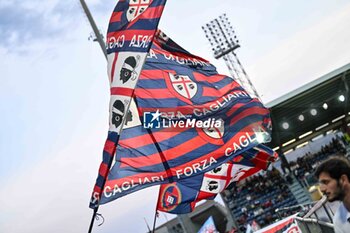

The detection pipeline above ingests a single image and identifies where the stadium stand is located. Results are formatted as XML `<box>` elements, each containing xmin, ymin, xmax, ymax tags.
<box><xmin>287</xmin><ymin>136</ymin><xmax>348</xmax><ymax>188</ymax></box>
<box><xmin>222</xmin><ymin>167</ymin><xmax>299</xmax><ymax>231</ymax></box>
<box><xmin>153</xmin><ymin>64</ymin><xmax>350</xmax><ymax>233</ymax></box>
<box><xmin>222</xmin><ymin>136</ymin><xmax>349</xmax><ymax>232</ymax></box>
<box><xmin>221</xmin><ymin>64</ymin><xmax>350</xmax><ymax>232</ymax></box>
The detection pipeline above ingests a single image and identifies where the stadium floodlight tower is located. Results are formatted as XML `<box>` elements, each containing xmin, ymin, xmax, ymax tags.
<box><xmin>202</xmin><ymin>14</ymin><xmax>261</xmax><ymax>100</ymax></box>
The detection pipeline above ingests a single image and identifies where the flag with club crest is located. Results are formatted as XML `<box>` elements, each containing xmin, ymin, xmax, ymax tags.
<box><xmin>90</xmin><ymin>1</ymin><xmax>273</xmax><ymax>208</ymax></box>
<box><xmin>89</xmin><ymin>0</ymin><xmax>167</xmax><ymax>209</ymax></box>
<box><xmin>157</xmin><ymin>144</ymin><xmax>277</xmax><ymax>214</ymax></box>
<box><xmin>93</xmin><ymin>29</ymin><xmax>273</xmax><ymax>207</ymax></box>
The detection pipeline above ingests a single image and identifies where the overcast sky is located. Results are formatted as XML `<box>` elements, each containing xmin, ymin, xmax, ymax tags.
<box><xmin>1</xmin><ymin>0</ymin><xmax>350</xmax><ymax>232</ymax></box>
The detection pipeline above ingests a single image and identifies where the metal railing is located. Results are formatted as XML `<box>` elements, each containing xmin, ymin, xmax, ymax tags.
<box><xmin>275</xmin><ymin>196</ymin><xmax>336</xmax><ymax>233</ymax></box>
<box><xmin>295</xmin><ymin>216</ymin><xmax>334</xmax><ymax>233</ymax></box>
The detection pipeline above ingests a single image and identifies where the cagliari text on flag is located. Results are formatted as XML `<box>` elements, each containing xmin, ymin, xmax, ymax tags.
<box><xmin>157</xmin><ymin>144</ymin><xmax>277</xmax><ymax>214</ymax></box>
<box><xmin>95</xmin><ymin>30</ymin><xmax>273</xmax><ymax>206</ymax></box>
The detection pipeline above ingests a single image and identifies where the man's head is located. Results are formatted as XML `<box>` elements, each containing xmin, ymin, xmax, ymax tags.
<box><xmin>315</xmin><ymin>157</ymin><xmax>350</xmax><ymax>202</ymax></box>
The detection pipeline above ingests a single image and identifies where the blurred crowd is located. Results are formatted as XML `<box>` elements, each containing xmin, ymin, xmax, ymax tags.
<box><xmin>222</xmin><ymin>167</ymin><xmax>298</xmax><ymax>231</ymax></box>
<box><xmin>222</xmin><ymin>134</ymin><xmax>349</xmax><ymax>232</ymax></box>
<box><xmin>283</xmin><ymin>136</ymin><xmax>348</xmax><ymax>187</ymax></box>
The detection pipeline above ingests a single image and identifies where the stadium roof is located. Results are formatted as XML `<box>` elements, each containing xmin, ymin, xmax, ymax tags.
<box><xmin>265</xmin><ymin>63</ymin><xmax>350</xmax><ymax>153</ymax></box>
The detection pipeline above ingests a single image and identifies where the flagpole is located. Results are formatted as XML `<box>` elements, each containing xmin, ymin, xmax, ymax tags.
<box><xmin>88</xmin><ymin>208</ymin><xmax>98</xmax><ymax>233</ymax></box>
<box><xmin>81</xmin><ymin>1</ymin><xmax>106</xmax><ymax>231</ymax></box>
<box><xmin>79</xmin><ymin>0</ymin><xmax>107</xmax><ymax>59</ymax></box>
<box><xmin>85</xmin><ymin>1</ymin><xmax>167</xmax><ymax>232</ymax></box>
<box><xmin>152</xmin><ymin>210</ymin><xmax>158</xmax><ymax>233</ymax></box>
<box><xmin>152</xmin><ymin>185</ymin><xmax>162</xmax><ymax>233</ymax></box>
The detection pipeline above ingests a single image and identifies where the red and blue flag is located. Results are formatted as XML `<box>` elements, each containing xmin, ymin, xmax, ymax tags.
<box><xmin>95</xmin><ymin>30</ymin><xmax>273</xmax><ymax>206</ymax></box>
<box><xmin>89</xmin><ymin>0</ymin><xmax>274</xmax><ymax>211</ymax></box>
<box><xmin>157</xmin><ymin>144</ymin><xmax>277</xmax><ymax>214</ymax></box>
<box><xmin>89</xmin><ymin>0</ymin><xmax>167</xmax><ymax>209</ymax></box>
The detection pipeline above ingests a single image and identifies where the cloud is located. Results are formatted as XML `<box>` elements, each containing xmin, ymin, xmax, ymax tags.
<box><xmin>0</xmin><ymin>0</ymin><xmax>79</xmax><ymax>53</ymax></box>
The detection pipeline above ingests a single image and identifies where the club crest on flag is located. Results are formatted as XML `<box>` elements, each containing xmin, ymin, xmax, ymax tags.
<box><xmin>168</xmin><ymin>73</ymin><xmax>198</xmax><ymax>100</ymax></box>
<box><xmin>159</xmin><ymin>184</ymin><xmax>182</xmax><ymax>211</ymax></box>
<box><xmin>126</xmin><ymin>0</ymin><xmax>151</xmax><ymax>22</ymax></box>
<box><xmin>202</xmin><ymin>118</ymin><xmax>225</xmax><ymax>139</ymax></box>
<box><xmin>197</xmin><ymin>118</ymin><xmax>225</xmax><ymax>145</ymax></box>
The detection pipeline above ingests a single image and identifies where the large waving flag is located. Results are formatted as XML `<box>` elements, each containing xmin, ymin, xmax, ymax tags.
<box><xmin>157</xmin><ymin>145</ymin><xmax>277</xmax><ymax>214</ymax></box>
<box><xmin>95</xmin><ymin>33</ymin><xmax>272</xmax><ymax>206</ymax></box>
<box><xmin>89</xmin><ymin>0</ymin><xmax>167</xmax><ymax>209</ymax></box>
<box><xmin>95</xmin><ymin>30</ymin><xmax>273</xmax><ymax>206</ymax></box>
<box><xmin>90</xmin><ymin>1</ymin><xmax>273</xmax><ymax>209</ymax></box>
